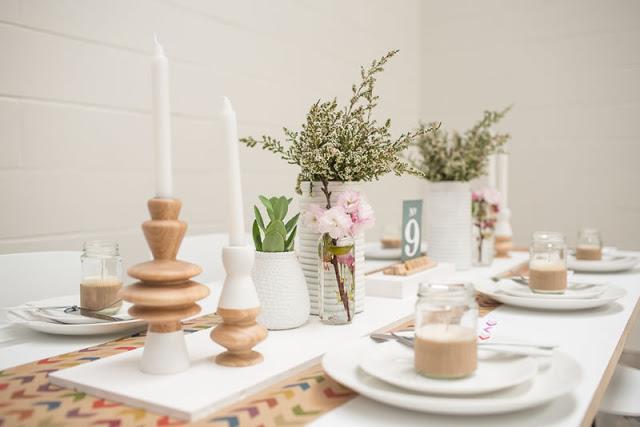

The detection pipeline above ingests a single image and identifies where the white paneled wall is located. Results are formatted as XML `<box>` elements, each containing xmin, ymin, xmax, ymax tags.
<box><xmin>420</xmin><ymin>0</ymin><xmax>640</xmax><ymax>249</ymax></box>
<box><xmin>2</xmin><ymin>0</ymin><xmax>638</xmax><ymax>268</ymax></box>
<box><xmin>0</xmin><ymin>0</ymin><xmax>423</xmax><ymax>268</ymax></box>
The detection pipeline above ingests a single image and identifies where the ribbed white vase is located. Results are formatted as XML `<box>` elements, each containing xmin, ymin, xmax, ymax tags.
<box><xmin>425</xmin><ymin>181</ymin><xmax>472</xmax><ymax>270</ymax></box>
<box><xmin>298</xmin><ymin>181</ymin><xmax>365</xmax><ymax>315</ymax></box>
<box><xmin>252</xmin><ymin>251</ymin><xmax>310</xmax><ymax>330</ymax></box>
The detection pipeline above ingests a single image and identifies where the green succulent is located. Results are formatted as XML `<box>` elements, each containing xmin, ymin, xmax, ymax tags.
<box><xmin>252</xmin><ymin>195</ymin><xmax>299</xmax><ymax>252</ymax></box>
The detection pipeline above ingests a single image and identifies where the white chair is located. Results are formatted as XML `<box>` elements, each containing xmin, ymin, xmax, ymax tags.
<box><xmin>0</xmin><ymin>251</ymin><xmax>82</xmax><ymax>308</ymax></box>
<box><xmin>178</xmin><ymin>232</ymin><xmax>251</xmax><ymax>285</ymax></box>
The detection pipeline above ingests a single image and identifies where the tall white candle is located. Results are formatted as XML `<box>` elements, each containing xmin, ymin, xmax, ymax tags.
<box><xmin>487</xmin><ymin>154</ymin><xmax>497</xmax><ymax>189</ymax></box>
<box><xmin>498</xmin><ymin>153</ymin><xmax>508</xmax><ymax>207</ymax></box>
<box><xmin>221</xmin><ymin>97</ymin><xmax>245</xmax><ymax>246</ymax></box>
<box><xmin>152</xmin><ymin>36</ymin><xmax>173</xmax><ymax>198</ymax></box>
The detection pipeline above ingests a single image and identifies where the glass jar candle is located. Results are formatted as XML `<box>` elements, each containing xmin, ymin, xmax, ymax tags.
<box><xmin>529</xmin><ymin>231</ymin><xmax>567</xmax><ymax>294</ymax></box>
<box><xmin>414</xmin><ymin>282</ymin><xmax>478</xmax><ymax>378</ymax></box>
<box><xmin>80</xmin><ymin>240</ymin><xmax>123</xmax><ymax>314</ymax></box>
<box><xmin>576</xmin><ymin>228</ymin><xmax>602</xmax><ymax>261</ymax></box>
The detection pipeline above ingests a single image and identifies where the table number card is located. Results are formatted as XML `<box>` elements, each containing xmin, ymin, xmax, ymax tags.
<box><xmin>401</xmin><ymin>199</ymin><xmax>423</xmax><ymax>261</ymax></box>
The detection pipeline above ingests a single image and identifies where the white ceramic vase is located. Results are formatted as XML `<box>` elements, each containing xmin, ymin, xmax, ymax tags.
<box><xmin>425</xmin><ymin>181</ymin><xmax>472</xmax><ymax>270</ymax></box>
<box><xmin>298</xmin><ymin>181</ymin><xmax>365</xmax><ymax>315</ymax></box>
<box><xmin>252</xmin><ymin>251</ymin><xmax>310</xmax><ymax>330</ymax></box>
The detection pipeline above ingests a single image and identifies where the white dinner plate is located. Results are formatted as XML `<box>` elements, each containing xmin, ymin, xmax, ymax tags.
<box><xmin>474</xmin><ymin>279</ymin><xmax>626</xmax><ymax>311</ymax></box>
<box><xmin>364</xmin><ymin>242</ymin><xmax>428</xmax><ymax>260</ymax></box>
<box><xmin>567</xmin><ymin>254</ymin><xmax>639</xmax><ymax>273</ymax></box>
<box><xmin>360</xmin><ymin>341</ymin><xmax>538</xmax><ymax>396</ymax></box>
<box><xmin>6</xmin><ymin>295</ymin><xmax>146</xmax><ymax>336</ymax></box>
<box><xmin>498</xmin><ymin>280</ymin><xmax>605</xmax><ymax>300</ymax></box>
<box><xmin>323</xmin><ymin>338</ymin><xmax>581</xmax><ymax>415</ymax></box>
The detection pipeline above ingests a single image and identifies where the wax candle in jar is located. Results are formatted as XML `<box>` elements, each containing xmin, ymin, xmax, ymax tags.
<box><xmin>414</xmin><ymin>283</ymin><xmax>478</xmax><ymax>378</ymax></box>
<box><xmin>80</xmin><ymin>241</ymin><xmax>123</xmax><ymax>314</ymax></box>
<box><xmin>529</xmin><ymin>231</ymin><xmax>567</xmax><ymax>293</ymax></box>
<box><xmin>576</xmin><ymin>228</ymin><xmax>602</xmax><ymax>261</ymax></box>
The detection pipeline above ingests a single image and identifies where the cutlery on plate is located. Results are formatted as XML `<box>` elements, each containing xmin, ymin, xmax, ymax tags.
<box><xmin>370</xmin><ymin>332</ymin><xmax>557</xmax><ymax>350</ymax></box>
<box><xmin>511</xmin><ymin>276</ymin><xmax>600</xmax><ymax>290</ymax></box>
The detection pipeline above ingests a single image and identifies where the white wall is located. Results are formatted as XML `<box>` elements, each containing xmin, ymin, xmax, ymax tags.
<box><xmin>0</xmin><ymin>0</ymin><xmax>423</xmax><ymax>267</ymax></box>
<box><xmin>420</xmin><ymin>0</ymin><xmax>640</xmax><ymax>249</ymax></box>
<box><xmin>2</xmin><ymin>0</ymin><xmax>639</xmax><ymax>267</ymax></box>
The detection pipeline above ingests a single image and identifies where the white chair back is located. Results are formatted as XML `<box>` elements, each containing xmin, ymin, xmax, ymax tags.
<box><xmin>0</xmin><ymin>251</ymin><xmax>82</xmax><ymax>307</ymax></box>
<box><xmin>178</xmin><ymin>233</ymin><xmax>238</xmax><ymax>284</ymax></box>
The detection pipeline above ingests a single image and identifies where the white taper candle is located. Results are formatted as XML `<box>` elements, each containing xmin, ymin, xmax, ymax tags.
<box><xmin>487</xmin><ymin>154</ymin><xmax>497</xmax><ymax>189</ymax></box>
<box><xmin>152</xmin><ymin>36</ymin><xmax>173</xmax><ymax>198</ymax></box>
<box><xmin>498</xmin><ymin>153</ymin><xmax>508</xmax><ymax>207</ymax></box>
<box><xmin>221</xmin><ymin>97</ymin><xmax>245</xmax><ymax>246</ymax></box>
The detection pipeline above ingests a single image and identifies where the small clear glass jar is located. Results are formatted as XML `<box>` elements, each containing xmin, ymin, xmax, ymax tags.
<box><xmin>414</xmin><ymin>282</ymin><xmax>478</xmax><ymax>378</ymax></box>
<box><xmin>318</xmin><ymin>234</ymin><xmax>356</xmax><ymax>325</ymax></box>
<box><xmin>80</xmin><ymin>240</ymin><xmax>123</xmax><ymax>314</ymax></box>
<box><xmin>529</xmin><ymin>231</ymin><xmax>567</xmax><ymax>294</ymax></box>
<box><xmin>576</xmin><ymin>228</ymin><xmax>602</xmax><ymax>261</ymax></box>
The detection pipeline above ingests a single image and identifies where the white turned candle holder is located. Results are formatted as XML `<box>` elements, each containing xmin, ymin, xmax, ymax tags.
<box><xmin>495</xmin><ymin>207</ymin><xmax>513</xmax><ymax>258</ymax></box>
<box><xmin>120</xmin><ymin>198</ymin><xmax>210</xmax><ymax>375</ymax></box>
<box><xmin>210</xmin><ymin>246</ymin><xmax>267</xmax><ymax>367</ymax></box>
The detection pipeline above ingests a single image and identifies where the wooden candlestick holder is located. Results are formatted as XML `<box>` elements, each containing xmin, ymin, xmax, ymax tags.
<box><xmin>210</xmin><ymin>246</ymin><xmax>267</xmax><ymax>367</ymax></box>
<box><xmin>495</xmin><ymin>207</ymin><xmax>513</xmax><ymax>258</ymax></box>
<box><xmin>120</xmin><ymin>198</ymin><xmax>210</xmax><ymax>375</ymax></box>
<box><xmin>495</xmin><ymin>235</ymin><xmax>513</xmax><ymax>258</ymax></box>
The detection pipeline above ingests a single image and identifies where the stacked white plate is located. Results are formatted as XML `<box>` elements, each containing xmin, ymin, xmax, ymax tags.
<box><xmin>474</xmin><ymin>279</ymin><xmax>626</xmax><ymax>311</ymax></box>
<box><xmin>567</xmin><ymin>251</ymin><xmax>639</xmax><ymax>273</ymax></box>
<box><xmin>322</xmin><ymin>338</ymin><xmax>582</xmax><ymax>415</ymax></box>
<box><xmin>5</xmin><ymin>295</ymin><xmax>145</xmax><ymax>336</ymax></box>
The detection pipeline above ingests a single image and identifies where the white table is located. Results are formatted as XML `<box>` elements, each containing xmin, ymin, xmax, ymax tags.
<box><xmin>1</xmin><ymin>253</ymin><xmax>638</xmax><ymax>427</ymax></box>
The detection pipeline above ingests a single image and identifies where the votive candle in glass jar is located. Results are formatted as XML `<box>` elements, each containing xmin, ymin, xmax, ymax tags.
<box><xmin>576</xmin><ymin>228</ymin><xmax>602</xmax><ymax>261</ymax></box>
<box><xmin>80</xmin><ymin>240</ymin><xmax>123</xmax><ymax>314</ymax></box>
<box><xmin>414</xmin><ymin>282</ymin><xmax>478</xmax><ymax>379</ymax></box>
<box><xmin>529</xmin><ymin>231</ymin><xmax>567</xmax><ymax>294</ymax></box>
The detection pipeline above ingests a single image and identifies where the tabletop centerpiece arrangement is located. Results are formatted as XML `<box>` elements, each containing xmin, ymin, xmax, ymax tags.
<box><xmin>411</xmin><ymin>107</ymin><xmax>510</xmax><ymax>269</ymax></box>
<box><xmin>251</xmin><ymin>196</ymin><xmax>309</xmax><ymax>330</ymax></box>
<box><xmin>472</xmin><ymin>188</ymin><xmax>501</xmax><ymax>266</ymax></box>
<box><xmin>241</xmin><ymin>49</ymin><xmax>432</xmax><ymax>315</ymax></box>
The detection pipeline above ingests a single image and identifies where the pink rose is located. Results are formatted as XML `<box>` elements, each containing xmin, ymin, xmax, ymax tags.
<box><xmin>302</xmin><ymin>204</ymin><xmax>325</xmax><ymax>233</ymax></box>
<box><xmin>317</xmin><ymin>206</ymin><xmax>352</xmax><ymax>239</ymax></box>
<box><xmin>482</xmin><ymin>188</ymin><xmax>501</xmax><ymax>206</ymax></box>
<box><xmin>336</xmin><ymin>190</ymin><xmax>361</xmax><ymax>214</ymax></box>
<box><xmin>351</xmin><ymin>199</ymin><xmax>375</xmax><ymax>235</ymax></box>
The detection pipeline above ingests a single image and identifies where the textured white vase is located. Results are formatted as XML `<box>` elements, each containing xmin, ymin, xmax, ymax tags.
<box><xmin>298</xmin><ymin>181</ymin><xmax>365</xmax><ymax>315</ymax></box>
<box><xmin>425</xmin><ymin>181</ymin><xmax>472</xmax><ymax>270</ymax></box>
<box><xmin>252</xmin><ymin>251</ymin><xmax>310</xmax><ymax>330</ymax></box>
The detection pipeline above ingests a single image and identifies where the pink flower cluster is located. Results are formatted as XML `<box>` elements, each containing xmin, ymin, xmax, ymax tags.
<box><xmin>303</xmin><ymin>190</ymin><xmax>375</xmax><ymax>239</ymax></box>
<box><xmin>472</xmin><ymin>187</ymin><xmax>501</xmax><ymax>207</ymax></box>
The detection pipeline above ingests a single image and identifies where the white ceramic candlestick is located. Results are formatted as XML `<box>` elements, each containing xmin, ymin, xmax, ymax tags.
<box><xmin>210</xmin><ymin>246</ymin><xmax>267</xmax><ymax>366</ymax></box>
<box><xmin>152</xmin><ymin>36</ymin><xmax>173</xmax><ymax>198</ymax></box>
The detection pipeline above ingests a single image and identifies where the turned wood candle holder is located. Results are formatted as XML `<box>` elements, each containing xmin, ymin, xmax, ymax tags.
<box><xmin>210</xmin><ymin>246</ymin><xmax>267</xmax><ymax>367</ymax></box>
<box><xmin>120</xmin><ymin>198</ymin><xmax>210</xmax><ymax>375</ymax></box>
<box><xmin>495</xmin><ymin>207</ymin><xmax>513</xmax><ymax>258</ymax></box>
<box><xmin>495</xmin><ymin>235</ymin><xmax>513</xmax><ymax>258</ymax></box>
